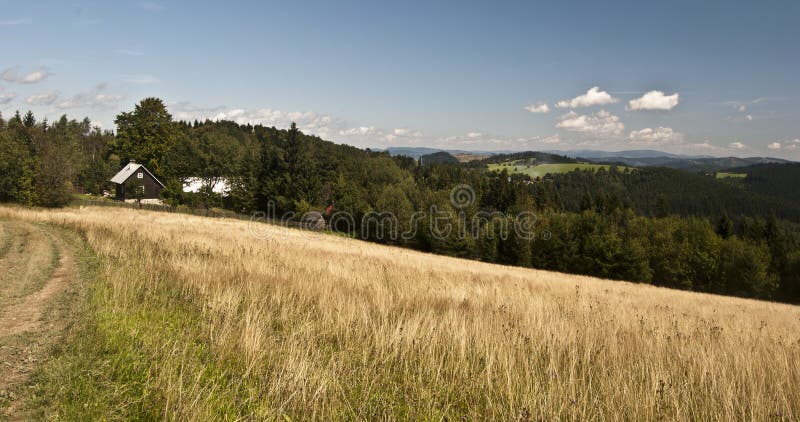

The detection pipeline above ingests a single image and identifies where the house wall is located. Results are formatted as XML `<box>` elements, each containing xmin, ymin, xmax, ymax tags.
<box><xmin>115</xmin><ymin>170</ymin><xmax>164</xmax><ymax>200</ymax></box>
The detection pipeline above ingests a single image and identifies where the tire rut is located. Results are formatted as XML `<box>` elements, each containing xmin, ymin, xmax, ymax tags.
<box><xmin>0</xmin><ymin>223</ymin><xmax>78</xmax><ymax>420</ymax></box>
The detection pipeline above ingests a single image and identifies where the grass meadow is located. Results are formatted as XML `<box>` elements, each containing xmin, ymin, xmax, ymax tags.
<box><xmin>1</xmin><ymin>205</ymin><xmax>798</xmax><ymax>420</ymax></box>
<box><xmin>487</xmin><ymin>162</ymin><xmax>625</xmax><ymax>179</ymax></box>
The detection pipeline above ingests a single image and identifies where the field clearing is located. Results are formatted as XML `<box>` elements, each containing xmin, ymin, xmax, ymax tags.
<box><xmin>716</xmin><ymin>172</ymin><xmax>748</xmax><ymax>179</ymax></box>
<box><xmin>0</xmin><ymin>205</ymin><xmax>798</xmax><ymax>419</ymax></box>
<box><xmin>452</xmin><ymin>153</ymin><xmax>490</xmax><ymax>163</ymax></box>
<box><xmin>488</xmin><ymin>162</ymin><xmax>626</xmax><ymax>178</ymax></box>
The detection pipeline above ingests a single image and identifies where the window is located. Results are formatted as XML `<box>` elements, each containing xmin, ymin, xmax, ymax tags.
<box><xmin>137</xmin><ymin>172</ymin><xmax>143</xmax><ymax>179</ymax></box>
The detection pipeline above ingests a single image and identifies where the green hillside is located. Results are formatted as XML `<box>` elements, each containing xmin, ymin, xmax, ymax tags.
<box><xmin>488</xmin><ymin>161</ymin><xmax>626</xmax><ymax>178</ymax></box>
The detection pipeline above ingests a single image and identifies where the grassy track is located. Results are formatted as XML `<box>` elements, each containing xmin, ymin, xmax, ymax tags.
<box><xmin>0</xmin><ymin>221</ymin><xmax>59</xmax><ymax>312</ymax></box>
<box><xmin>0</xmin><ymin>205</ymin><xmax>798</xmax><ymax>420</ymax></box>
<box><xmin>0</xmin><ymin>220</ymin><xmax>84</xmax><ymax>419</ymax></box>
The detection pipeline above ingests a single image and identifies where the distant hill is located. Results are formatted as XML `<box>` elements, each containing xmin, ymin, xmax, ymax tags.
<box><xmin>420</xmin><ymin>151</ymin><xmax>459</xmax><ymax>165</ymax></box>
<box><xmin>480</xmin><ymin>151</ymin><xmax>578</xmax><ymax>165</ymax></box>
<box><xmin>546</xmin><ymin>149</ymin><xmax>710</xmax><ymax>160</ymax></box>
<box><xmin>386</xmin><ymin>147</ymin><xmax>447</xmax><ymax>159</ymax></box>
<box><xmin>586</xmin><ymin>156</ymin><xmax>791</xmax><ymax>172</ymax></box>
<box><xmin>387</xmin><ymin>146</ymin><xmax>794</xmax><ymax>173</ymax></box>
<box><xmin>386</xmin><ymin>147</ymin><xmax>510</xmax><ymax>160</ymax></box>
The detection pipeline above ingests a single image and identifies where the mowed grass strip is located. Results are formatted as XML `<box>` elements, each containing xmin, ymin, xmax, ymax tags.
<box><xmin>1</xmin><ymin>205</ymin><xmax>798</xmax><ymax>420</ymax></box>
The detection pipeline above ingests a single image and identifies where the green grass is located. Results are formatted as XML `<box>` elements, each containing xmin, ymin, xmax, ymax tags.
<box><xmin>715</xmin><ymin>172</ymin><xmax>747</xmax><ymax>179</ymax></box>
<box><xmin>27</xmin><ymin>224</ymin><xmax>276</xmax><ymax>420</ymax></box>
<box><xmin>488</xmin><ymin>162</ymin><xmax>626</xmax><ymax>178</ymax></box>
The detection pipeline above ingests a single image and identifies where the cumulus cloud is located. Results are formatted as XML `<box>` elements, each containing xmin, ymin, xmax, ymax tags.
<box><xmin>628</xmin><ymin>90</ymin><xmax>679</xmax><ymax>111</ymax></box>
<box><xmin>556</xmin><ymin>87</ymin><xmax>618</xmax><ymax>109</ymax></box>
<box><xmin>165</xmin><ymin>102</ymin><xmax>563</xmax><ymax>150</ymax></box>
<box><xmin>168</xmin><ymin>102</ymin><xmax>225</xmax><ymax>121</ymax></box>
<box><xmin>384</xmin><ymin>128</ymin><xmax>424</xmax><ymax>142</ymax></box>
<box><xmin>687</xmin><ymin>142</ymin><xmax>719</xmax><ymax>151</ymax></box>
<box><xmin>728</xmin><ymin>142</ymin><xmax>746</xmax><ymax>150</ymax></box>
<box><xmin>339</xmin><ymin>126</ymin><xmax>379</xmax><ymax>136</ymax></box>
<box><xmin>781</xmin><ymin>139</ymin><xmax>800</xmax><ymax>151</ymax></box>
<box><xmin>556</xmin><ymin>109</ymin><xmax>624</xmax><ymax>137</ymax></box>
<box><xmin>26</xmin><ymin>91</ymin><xmax>60</xmax><ymax>105</ymax></box>
<box><xmin>216</xmin><ymin>109</ymin><xmax>331</xmax><ymax>128</ymax></box>
<box><xmin>1</xmin><ymin>67</ymin><xmax>50</xmax><ymax>84</ymax></box>
<box><xmin>19</xmin><ymin>69</ymin><xmax>49</xmax><ymax>84</ymax></box>
<box><xmin>524</xmin><ymin>102</ymin><xmax>550</xmax><ymax>113</ymax></box>
<box><xmin>539</xmin><ymin>134</ymin><xmax>564</xmax><ymax>144</ymax></box>
<box><xmin>198</xmin><ymin>107</ymin><xmax>341</xmax><ymax>140</ymax></box>
<box><xmin>56</xmin><ymin>84</ymin><xmax>124</xmax><ymax>109</ymax></box>
<box><xmin>0</xmin><ymin>92</ymin><xmax>16</xmax><ymax>104</ymax></box>
<box><xmin>628</xmin><ymin>127</ymin><xmax>684</xmax><ymax>145</ymax></box>
<box><xmin>767</xmin><ymin>142</ymin><xmax>781</xmax><ymax>150</ymax></box>
<box><xmin>1</xmin><ymin>68</ymin><xmax>17</xmax><ymax>82</ymax></box>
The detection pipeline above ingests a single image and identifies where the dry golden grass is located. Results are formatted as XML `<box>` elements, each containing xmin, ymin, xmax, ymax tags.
<box><xmin>2</xmin><ymin>205</ymin><xmax>799</xmax><ymax>420</ymax></box>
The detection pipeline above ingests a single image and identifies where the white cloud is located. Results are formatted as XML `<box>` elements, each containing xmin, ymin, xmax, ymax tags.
<box><xmin>687</xmin><ymin>142</ymin><xmax>719</xmax><ymax>151</ymax></box>
<box><xmin>737</xmin><ymin>104</ymin><xmax>747</xmax><ymax>112</ymax></box>
<box><xmin>628</xmin><ymin>90</ymin><xmax>679</xmax><ymax>111</ymax></box>
<box><xmin>767</xmin><ymin>142</ymin><xmax>781</xmax><ymax>150</ymax></box>
<box><xmin>745</xmin><ymin>114</ymin><xmax>753</xmax><ymax>121</ymax></box>
<box><xmin>466</xmin><ymin>132</ymin><xmax>483</xmax><ymax>138</ymax></box>
<box><xmin>56</xmin><ymin>84</ymin><xmax>124</xmax><ymax>109</ymax></box>
<box><xmin>0</xmin><ymin>92</ymin><xmax>16</xmax><ymax>104</ymax></box>
<box><xmin>1</xmin><ymin>67</ymin><xmax>50</xmax><ymax>84</ymax></box>
<box><xmin>728</xmin><ymin>142</ymin><xmax>746</xmax><ymax>150</ymax></box>
<box><xmin>202</xmin><ymin>107</ymin><xmax>342</xmax><ymax>140</ymax></box>
<box><xmin>168</xmin><ymin>102</ymin><xmax>225</xmax><ymax>121</ymax></box>
<box><xmin>524</xmin><ymin>102</ymin><xmax>550</xmax><ymax>113</ymax></box>
<box><xmin>556</xmin><ymin>109</ymin><xmax>624</xmax><ymax>137</ymax></box>
<box><xmin>781</xmin><ymin>139</ymin><xmax>800</xmax><ymax>151</ymax></box>
<box><xmin>1</xmin><ymin>68</ymin><xmax>17</xmax><ymax>82</ymax></box>
<box><xmin>25</xmin><ymin>91</ymin><xmax>60</xmax><ymax>105</ymax></box>
<box><xmin>339</xmin><ymin>126</ymin><xmax>379</xmax><ymax>136</ymax></box>
<box><xmin>539</xmin><ymin>134</ymin><xmax>564</xmax><ymax>144</ymax></box>
<box><xmin>19</xmin><ymin>69</ymin><xmax>49</xmax><ymax>84</ymax></box>
<box><xmin>384</xmin><ymin>128</ymin><xmax>424</xmax><ymax>143</ymax></box>
<box><xmin>556</xmin><ymin>87</ymin><xmax>618</xmax><ymax>109</ymax></box>
<box><xmin>628</xmin><ymin>127</ymin><xmax>684</xmax><ymax>145</ymax></box>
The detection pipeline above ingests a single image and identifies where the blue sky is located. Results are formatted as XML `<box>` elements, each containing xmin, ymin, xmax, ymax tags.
<box><xmin>1</xmin><ymin>0</ymin><xmax>799</xmax><ymax>158</ymax></box>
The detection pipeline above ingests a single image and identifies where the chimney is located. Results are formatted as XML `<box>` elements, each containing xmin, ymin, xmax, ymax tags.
<box><xmin>130</xmin><ymin>159</ymin><xmax>136</xmax><ymax>164</ymax></box>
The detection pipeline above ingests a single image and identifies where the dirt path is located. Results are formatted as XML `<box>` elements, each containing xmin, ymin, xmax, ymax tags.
<box><xmin>0</xmin><ymin>222</ymin><xmax>78</xmax><ymax>420</ymax></box>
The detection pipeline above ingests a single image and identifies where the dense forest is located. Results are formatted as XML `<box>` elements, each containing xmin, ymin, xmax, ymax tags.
<box><xmin>1</xmin><ymin>98</ymin><xmax>799</xmax><ymax>302</ymax></box>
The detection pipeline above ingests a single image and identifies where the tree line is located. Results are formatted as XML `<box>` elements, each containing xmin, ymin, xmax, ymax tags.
<box><xmin>0</xmin><ymin>98</ymin><xmax>798</xmax><ymax>302</ymax></box>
